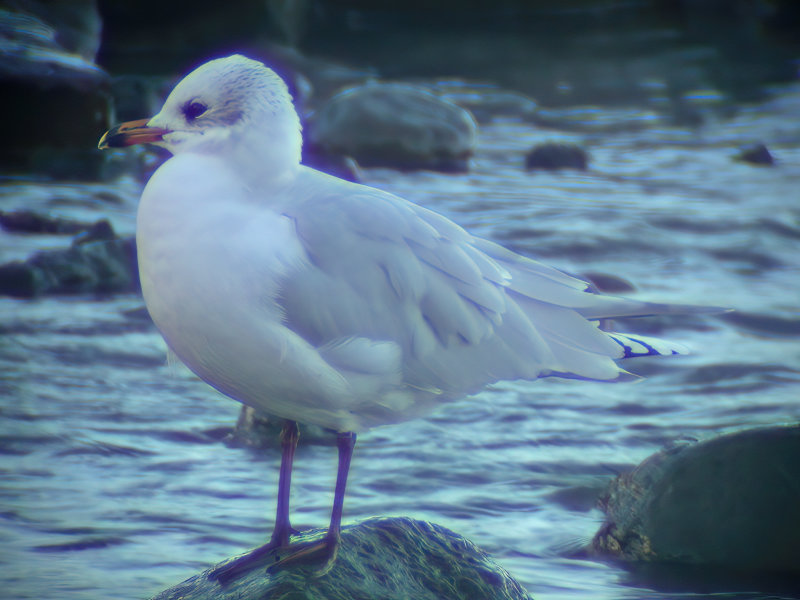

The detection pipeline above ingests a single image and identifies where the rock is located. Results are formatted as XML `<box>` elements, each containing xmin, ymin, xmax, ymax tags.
<box><xmin>592</xmin><ymin>425</ymin><xmax>800</xmax><ymax>577</ymax></box>
<box><xmin>306</xmin><ymin>82</ymin><xmax>477</xmax><ymax>172</ymax></box>
<box><xmin>226</xmin><ymin>406</ymin><xmax>337</xmax><ymax>449</ymax></box>
<box><xmin>735</xmin><ymin>143</ymin><xmax>775</xmax><ymax>166</ymax></box>
<box><xmin>0</xmin><ymin>220</ymin><xmax>138</xmax><ymax>297</ymax></box>
<box><xmin>151</xmin><ymin>517</ymin><xmax>533</xmax><ymax>600</ymax></box>
<box><xmin>0</xmin><ymin>210</ymin><xmax>94</xmax><ymax>235</ymax></box>
<box><xmin>524</xmin><ymin>143</ymin><xmax>589</xmax><ymax>171</ymax></box>
<box><xmin>1</xmin><ymin>1</ymin><xmax>111</xmax><ymax>179</ymax></box>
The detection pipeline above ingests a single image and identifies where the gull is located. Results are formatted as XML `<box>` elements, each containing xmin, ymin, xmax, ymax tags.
<box><xmin>98</xmin><ymin>54</ymin><xmax>715</xmax><ymax>580</ymax></box>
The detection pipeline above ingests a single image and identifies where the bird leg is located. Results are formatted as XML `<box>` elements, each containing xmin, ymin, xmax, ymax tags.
<box><xmin>267</xmin><ymin>430</ymin><xmax>357</xmax><ymax>575</ymax></box>
<box><xmin>208</xmin><ymin>419</ymin><xmax>299</xmax><ymax>583</ymax></box>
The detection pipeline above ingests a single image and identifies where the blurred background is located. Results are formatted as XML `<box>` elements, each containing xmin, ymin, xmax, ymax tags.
<box><xmin>1</xmin><ymin>1</ymin><xmax>799</xmax><ymax>599</ymax></box>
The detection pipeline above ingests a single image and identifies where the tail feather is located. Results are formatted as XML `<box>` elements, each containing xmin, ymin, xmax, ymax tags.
<box><xmin>608</xmin><ymin>332</ymin><xmax>689</xmax><ymax>358</ymax></box>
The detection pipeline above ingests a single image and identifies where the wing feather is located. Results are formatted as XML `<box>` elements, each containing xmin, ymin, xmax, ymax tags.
<box><xmin>277</xmin><ymin>167</ymin><xmax>701</xmax><ymax>411</ymax></box>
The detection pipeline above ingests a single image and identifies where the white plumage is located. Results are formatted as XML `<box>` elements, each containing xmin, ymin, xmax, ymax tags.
<box><xmin>99</xmin><ymin>54</ymin><xmax>716</xmax><ymax>576</ymax></box>
<box><xmin>108</xmin><ymin>54</ymin><xmax>707</xmax><ymax>433</ymax></box>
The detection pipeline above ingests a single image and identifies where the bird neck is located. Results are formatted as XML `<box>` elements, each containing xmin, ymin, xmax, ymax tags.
<box><xmin>230</xmin><ymin>125</ymin><xmax>302</xmax><ymax>190</ymax></box>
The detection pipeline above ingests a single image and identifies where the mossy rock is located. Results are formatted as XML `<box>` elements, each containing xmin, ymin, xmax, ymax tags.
<box><xmin>152</xmin><ymin>517</ymin><xmax>533</xmax><ymax>600</ymax></box>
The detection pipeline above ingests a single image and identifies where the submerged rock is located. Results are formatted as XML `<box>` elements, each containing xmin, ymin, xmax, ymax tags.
<box><xmin>307</xmin><ymin>82</ymin><xmax>477</xmax><ymax>172</ymax></box>
<box><xmin>151</xmin><ymin>517</ymin><xmax>532</xmax><ymax>600</ymax></box>
<box><xmin>592</xmin><ymin>425</ymin><xmax>800</xmax><ymax>577</ymax></box>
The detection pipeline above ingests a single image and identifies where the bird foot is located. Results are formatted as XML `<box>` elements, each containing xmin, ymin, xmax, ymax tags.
<box><xmin>209</xmin><ymin>535</ymin><xmax>340</xmax><ymax>585</ymax></box>
<box><xmin>208</xmin><ymin>540</ymin><xmax>283</xmax><ymax>584</ymax></box>
<box><xmin>267</xmin><ymin>535</ymin><xmax>340</xmax><ymax>576</ymax></box>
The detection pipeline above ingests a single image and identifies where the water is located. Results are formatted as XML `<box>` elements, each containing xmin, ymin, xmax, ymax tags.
<box><xmin>1</xmin><ymin>84</ymin><xmax>799</xmax><ymax>600</ymax></box>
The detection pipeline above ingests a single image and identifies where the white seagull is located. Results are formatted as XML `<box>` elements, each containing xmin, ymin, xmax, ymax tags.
<box><xmin>99</xmin><ymin>54</ymin><xmax>714</xmax><ymax>581</ymax></box>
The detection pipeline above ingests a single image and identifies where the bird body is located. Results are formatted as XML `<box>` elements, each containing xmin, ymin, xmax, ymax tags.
<box><xmin>99</xmin><ymin>54</ymin><xmax>715</xmax><ymax>577</ymax></box>
<box><xmin>137</xmin><ymin>148</ymin><xmax>680</xmax><ymax>433</ymax></box>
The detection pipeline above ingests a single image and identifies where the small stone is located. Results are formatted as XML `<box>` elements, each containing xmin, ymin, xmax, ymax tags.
<box><xmin>735</xmin><ymin>143</ymin><xmax>775</xmax><ymax>166</ymax></box>
<box><xmin>524</xmin><ymin>142</ymin><xmax>589</xmax><ymax>171</ymax></box>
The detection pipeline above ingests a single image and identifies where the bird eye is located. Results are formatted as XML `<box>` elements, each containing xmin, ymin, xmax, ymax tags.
<box><xmin>183</xmin><ymin>100</ymin><xmax>207</xmax><ymax>121</ymax></box>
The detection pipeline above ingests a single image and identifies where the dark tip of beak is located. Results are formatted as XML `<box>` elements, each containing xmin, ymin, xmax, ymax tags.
<box><xmin>98</xmin><ymin>118</ymin><xmax>169</xmax><ymax>150</ymax></box>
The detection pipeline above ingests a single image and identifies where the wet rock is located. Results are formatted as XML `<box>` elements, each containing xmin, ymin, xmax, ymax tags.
<box><xmin>306</xmin><ymin>82</ymin><xmax>477</xmax><ymax>172</ymax></box>
<box><xmin>226</xmin><ymin>406</ymin><xmax>337</xmax><ymax>449</ymax></box>
<box><xmin>524</xmin><ymin>142</ymin><xmax>589</xmax><ymax>171</ymax></box>
<box><xmin>151</xmin><ymin>517</ymin><xmax>533</xmax><ymax>600</ymax></box>
<box><xmin>1</xmin><ymin>1</ymin><xmax>111</xmax><ymax>179</ymax></box>
<box><xmin>735</xmin><ymin>143</ymin><xmax>775</xmax><ymax>166</ymax></box>
<box><xmin>0</xmin><ymin>220</ymin><xmax>138</xmax><ymax>297</ymax></box>
<box><xmin>592</xmin><ymin>425</ymin><xmax>800</xmax><ymax>577</ymax></box>
<box><xmin>0</xmin><ymin>210</ymin><xmax>94</xmax><ymax>235</ymax></box>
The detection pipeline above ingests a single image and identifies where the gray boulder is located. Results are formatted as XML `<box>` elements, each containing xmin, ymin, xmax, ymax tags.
<box><xmin>307</xmin><ymin>82</ymin><xmax>477</xmax><ymax>172</ymax></box>
<box><xmin>151</xmin><ymin>517</ymin><xmax>532</xmax><ymax>600</ymax></box>
<box><xmin>592</xmin><ymin>425</ymin><xmax>800</xmax><ymax>576</ymax></box>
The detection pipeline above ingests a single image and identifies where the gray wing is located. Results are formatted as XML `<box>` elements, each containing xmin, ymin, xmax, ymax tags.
<box><xmin>279</xmin><ymin>169</ymin><xmax>689</xmax><ymax>403</ymax></box>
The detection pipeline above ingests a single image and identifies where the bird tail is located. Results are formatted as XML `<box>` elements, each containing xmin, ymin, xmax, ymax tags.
<box><xmin>607</xmin><ymin>332</ymin><xmax>688</xmax><ymax>358</ymax></box>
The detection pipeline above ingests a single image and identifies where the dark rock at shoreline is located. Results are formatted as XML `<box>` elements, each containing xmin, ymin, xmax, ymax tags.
<box><xmin>525</xmin><ymin>143</ymin><xmax>589</xmax><ymax>171</ymax></box>
<box><xmin>592</xmin><ymin>425</ymin><xmax>800</xmax><ymax>578</ymax></box>
<box><xmin>307</xmin><ymin>82</ymin><xmax>477</xmax><ymax>172</ymax></box>
<box><xmin>151</xmin><ymin>517</ymin><xmax>533</xmax><ymax>600</ymax></box>
<box><xmin>0</xmin><ymin>220</ymin><xmax>138</xmax><ymax>297</ymax></box>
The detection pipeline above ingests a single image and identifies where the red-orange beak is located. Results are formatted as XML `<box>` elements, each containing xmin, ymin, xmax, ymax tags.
<box><xmin>97</xmin><ymin>118</ymin><xmax>170</xmax><ymax>149</ymax></box>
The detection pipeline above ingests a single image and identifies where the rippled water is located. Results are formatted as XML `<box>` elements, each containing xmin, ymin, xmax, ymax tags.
<box><xmin>1</xmin><ymin>85</ymin><xmax>799</xmax><ymax>600</ymax></box>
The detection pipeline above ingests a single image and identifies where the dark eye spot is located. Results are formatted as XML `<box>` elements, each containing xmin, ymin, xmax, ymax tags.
<box><xmin>183</xmin><ymin>101</ymin><xmax>207</xmax><ymax>121</ymax></box>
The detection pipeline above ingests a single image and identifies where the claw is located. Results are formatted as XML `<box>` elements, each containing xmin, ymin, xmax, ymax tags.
<box><xmin>267</xmin><ymin>535</ymin><xmax>340</xmax><ymax>577</ymax></box>
<box><xmin>209</xmin><ymin>541</ymin><xmax>283</xmax><ymax>583</ymax></box>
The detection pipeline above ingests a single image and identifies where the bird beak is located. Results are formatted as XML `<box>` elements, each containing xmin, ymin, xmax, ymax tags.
<box><xmin>97</xmin><ymin>118</ymin><xmax>170</xmax><ymax>149</ymax></box>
